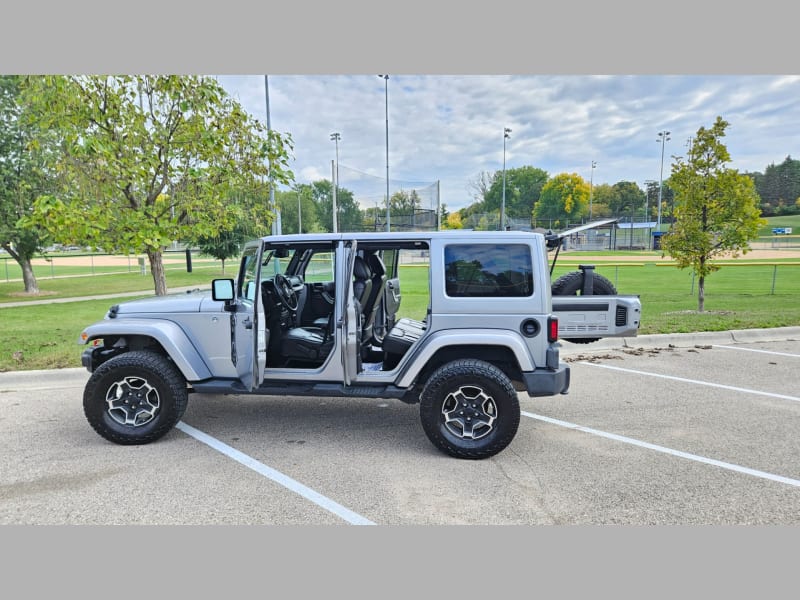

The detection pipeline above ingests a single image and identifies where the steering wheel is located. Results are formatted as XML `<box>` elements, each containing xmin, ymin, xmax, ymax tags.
<box><xmin>273</xmin><ymin>273</ymin><xmax>299</xmax><ymax>312</ymax></box>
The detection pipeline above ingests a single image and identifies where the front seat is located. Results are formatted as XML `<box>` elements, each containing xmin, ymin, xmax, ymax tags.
<box><xmin>281</xmin><ymin>256</ymin><xmax>372</xmax><ymax>364</ymax></box>
<box><xmin>281</xmin><ymin>312</ymin><xmax>334</xmax><ymax>363</ymax></box>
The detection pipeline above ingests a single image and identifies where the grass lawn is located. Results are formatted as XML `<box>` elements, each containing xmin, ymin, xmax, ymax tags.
<box><xmin>1</xmin><ymin>265</ymin><xmax>228</xmax><ymax>303</ymax></box>
<box><xmin>1</xmin><ymin>258</ymin><xmax>799</xmax><ymax>372</ymax></box>
<box><xmin>759</xmin><ymin>214</ymin><xmax>800</xmax><ymax>236</ymax></box>
<box><xmin>0</xmin><ymin>267</ymin><xmax>227</xmax><ymax>372</ymax></box>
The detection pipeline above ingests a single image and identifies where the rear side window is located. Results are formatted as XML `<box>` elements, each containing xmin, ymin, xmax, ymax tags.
<box><xmin>444</xmin><ymin>244</ymin><xmax>533</xmax><ymax>297</ymax></box>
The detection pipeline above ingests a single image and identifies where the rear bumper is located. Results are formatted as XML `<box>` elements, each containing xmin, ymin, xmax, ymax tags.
<box><xmin>522</xmin><ymin>363</ymin><xmax>570</xmax><ymax>397</ymax></box>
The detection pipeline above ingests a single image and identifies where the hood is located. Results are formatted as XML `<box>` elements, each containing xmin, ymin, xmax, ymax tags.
<box><xmin>108</xmin><ymin>289</ymin><xmax>222</xmax><ymax>317</ymax></box>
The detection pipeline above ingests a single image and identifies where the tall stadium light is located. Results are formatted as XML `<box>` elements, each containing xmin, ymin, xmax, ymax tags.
<box><xmin>330</xmin><ymin>132</ymin><xmax>340</xmax><ymax>233</ymax></box>
<box><xmin>643</xmin><ymin>179</ymin><xmax>656</xmax><ymax>222</ymax></box>
<box><xmin>330</xmin><ymin>132</ymin><xmax>341</xmax><ymax>186</ymax></box>
<box><xmin>589</xmin><ymin>160</ymin><xmax>597</xmax><ymax>220</ymax></box>
<box><xmin>501</xmin><ymin>127</ymin><xmax>511</xmax><ymax>230</ymax></box>
<box><xmin>378</xmin><ymin>75</ymin><xmax>390</xmax><ymax>231</ymax></box>
<box><xmin>656</xmin><ymin>130</ymin><xmax>671</xmax><ymax>230</ymax></box>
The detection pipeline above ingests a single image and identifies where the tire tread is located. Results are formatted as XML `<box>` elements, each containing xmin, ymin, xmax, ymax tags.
<box><xmin>83</xmin><ymin>351</ymin><xmax>188</xmax><ymax>445</ymax></box>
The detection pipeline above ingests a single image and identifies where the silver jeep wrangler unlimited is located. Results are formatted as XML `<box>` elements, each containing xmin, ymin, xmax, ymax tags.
<box><xmin>79</xmin><ymin>230</ymin><xmax>638</xmax><ymax>459</ymax></box>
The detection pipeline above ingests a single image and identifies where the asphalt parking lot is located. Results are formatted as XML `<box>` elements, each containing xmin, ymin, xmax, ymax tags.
<box><xmin>1</xmin><ymin>328</ymin><xmax>798</xmax><ymax>525</ymax></box>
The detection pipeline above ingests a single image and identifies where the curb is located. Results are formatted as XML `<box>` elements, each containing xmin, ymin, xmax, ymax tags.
<box><xmin>731</xmin><ymin>327</ymin><xmax>800</xmax><ymax>343</ymax></box>
<box><xmin>0</xmin><ymin>367</ymin><xmax>88</xmax><ymax>389</ymax></box>
<box><xmin>560</xmin><ymin>326</ymin><xmax>800</xmax><ymax>355</ymax></box>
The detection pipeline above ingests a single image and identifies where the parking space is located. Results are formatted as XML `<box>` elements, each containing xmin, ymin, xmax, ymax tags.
<box><xmin>1</xmin><ymin>336</ymin><xmax>798</xmax><ymax>525</ymax></box>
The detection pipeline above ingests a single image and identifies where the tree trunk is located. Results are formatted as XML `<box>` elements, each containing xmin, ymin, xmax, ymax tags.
<box><xmin>147</xmin><ymin>249</ymin><xmax>168</xmax><ymax>296</ymax></box>
<box><xmin>698</xmin><ymin>275</ymin><xmax>705</xmax><ymax>313</ymax></box>
<box><xmin>20</xmin><ymin>257</ymin><xmax>40</xmax><ymax>295</ymax></box>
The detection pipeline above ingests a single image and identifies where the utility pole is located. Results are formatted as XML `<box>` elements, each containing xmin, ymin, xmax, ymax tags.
<box><xmin>589</xmin><ymin>160</ymin><xmax>597</xmax><ymax>220</ymax></box>
<box><xmin>378</xmin><ymin>75</ymin><xmax>390</xmax><ymax>231</ymax></box>
<box><xmin>331</xmin><ymin>160</ymin><xmax>338</xmax><ymax>233</ymax></box>
<box><xmin>265</xmin><ymin>75</ymin><xmax>279</xmax><ymax>235</ymax></box>
<box><xmin>656</xmin><ymin>130</ymin><xmax>671</xmax><ymax>230</ymax></box>
<box><xmin>330</xmin><ymin>132</ymin><xmax>340</xmax><ymax>233</ymax></box>
<box><xmin>501</xmin><ymin>127</ymin><xmax>511</xmax><ymax>230</ymax></box>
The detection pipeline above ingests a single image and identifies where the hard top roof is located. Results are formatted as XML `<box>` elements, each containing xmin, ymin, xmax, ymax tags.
<box><xmin>257</xmin><ymin>230</ymin><xmax>545</xmax><ymax>244</ymax></box>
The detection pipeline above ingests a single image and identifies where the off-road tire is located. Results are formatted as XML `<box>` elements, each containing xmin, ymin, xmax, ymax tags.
<box><xmin>83</xmin><ymin>350</ymin><xmax>189</xmax><ymax>445</ymax></box>
<box><xmin>420</xmin><ymin>359</ymin><xmax>520</xmax><ymax>459</ymax></box>
<box><xmin>551</xmin><ymin>270</ymin><xmax>617</xmax><ymax>344</ymax></box>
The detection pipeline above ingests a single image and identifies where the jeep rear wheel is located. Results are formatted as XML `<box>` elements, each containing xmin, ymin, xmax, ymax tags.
<box><xmin>83</xmin><ymin>351</ymin><xmax>188</xmax><ymax>445</ymax></box>
<box><xmin>420</xmin><ymin>359</ymin><xmax>520</xmax><ymax>459</ymax></box>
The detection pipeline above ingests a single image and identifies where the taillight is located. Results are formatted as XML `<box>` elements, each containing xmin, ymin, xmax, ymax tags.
<box><xmin>547</xmin><ymin>316</ymin><xmax>558</xmax><ymax>342</ymax></box>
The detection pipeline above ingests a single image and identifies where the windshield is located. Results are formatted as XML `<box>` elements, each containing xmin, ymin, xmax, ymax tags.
<box><xmin>262</xmin><ymin>248</ymin><xmax>297</xmax><ymax>278</ymax></box>
<box><xmin>238</xmin><ymin>246</ymin><xmax>261</xmax><ymax>304</ymax></box>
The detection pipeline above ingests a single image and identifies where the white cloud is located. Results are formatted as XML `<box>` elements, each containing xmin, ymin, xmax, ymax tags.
<box><xmin>217</xmin><ymin>74</ymin><xmax>800</xmax><ymax>211</ymax></box>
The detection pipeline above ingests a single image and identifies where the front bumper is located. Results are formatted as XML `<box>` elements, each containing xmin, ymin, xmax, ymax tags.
<box><xmin>522</xmin><ymin>363</ymin><xmax>570</xmax><ymax>397</ymax></box>
<box><xmin>81</xmin><ymin>347</ymin><xmax>94</xmax><ymax>371</ymax></box>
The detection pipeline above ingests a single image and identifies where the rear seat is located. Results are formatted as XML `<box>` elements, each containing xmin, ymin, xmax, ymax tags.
<box><xmin>383</xmin><ymin>317</ymin><xmax>427</xmax><ymax>359</ymax></box>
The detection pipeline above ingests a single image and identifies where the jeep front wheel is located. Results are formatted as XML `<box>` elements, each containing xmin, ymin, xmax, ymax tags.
<box><xmin>83</xmin><ymin>351</ymin><xmax>188</xmax><ymax>445</ymax></box>
<box><xmin>419</xmin><ymin>359</ymin><xmax>520</xmax><ymax>459</ymax></box>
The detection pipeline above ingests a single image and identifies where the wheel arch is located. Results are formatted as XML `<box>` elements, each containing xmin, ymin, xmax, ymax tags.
<box><xmin>396</xmin><ymin>330</ymin><xmax>532</xmax><ymax>390</ymax></box>
<box><xmin>81</xmin><ymin>318</ymin><xmax>212</xmax><ymax>381</ymax></box>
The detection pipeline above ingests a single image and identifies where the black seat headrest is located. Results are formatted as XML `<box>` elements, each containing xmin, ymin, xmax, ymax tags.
<box><xmin>353</xmin><ymin>255</ymin><xmax>371</xmax><ymax>280</ymax></box>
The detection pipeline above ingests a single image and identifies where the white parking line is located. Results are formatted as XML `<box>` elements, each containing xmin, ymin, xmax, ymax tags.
<box><xmin>175</xmin><ymin>421</ymin><xmax>376</xmax><ymax>526</ymax></box>
<box><xmin>580</xmin><ymin>362</ymin><xmax>800</xmax><ymax>403</ymax></box>
<box><xmin>713</xmin><ymin>345</ymin><xmax>800</xmax><ymax>358</ymax></box>
<box><xmin>522</xmin><ymin>412</ymin><xmax>800</xmax><ymax>488</ymax></box>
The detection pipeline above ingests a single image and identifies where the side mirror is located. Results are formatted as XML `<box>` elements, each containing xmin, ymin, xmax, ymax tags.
<box><xmin>212</xmin><ymin>278</ymin><xmax>236</xmax><ymax>311</ymax></box>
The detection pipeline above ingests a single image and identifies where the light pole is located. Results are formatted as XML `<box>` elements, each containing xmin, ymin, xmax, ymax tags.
<box><xmin>378</xmin><ymin>75</ymin><xmax>390</xmax><ymax>231</ymax></box>
<box><xmin>330</xmin><ymin>132</ymin><xmax>340</xmax><ymax>233</ymax></box>
<box><xmin>501</xmin><ymin>127</ymin><xmax>511</xmax><ymax>230</ymax></box>
<box><xmin>643</xmin><ymin>179</ymin><xmax>656</xmax><ymax>222</ymax></box>
<box><xmin>656</xmin><ymin>130</ymin><xmax>671</xmax><ymax>230</ymax></box>
<box><xmin>330</xmin><ymin>132</ymin><xmax>340</xmax><ymax>185</ymax></box>
<box><xmin>589</xmin><ymin>160</ymin><xmax>597</xmax><ymax>220</ymax></box>
<box><xmin>297</xmin><ymin>188</ymin><xmax>302</xmax><ymax>234</ymax></box>
<box><xmin>265</xmin><ymin>75</ymin><xmax>279</xmax><ymax>235</ymax></box>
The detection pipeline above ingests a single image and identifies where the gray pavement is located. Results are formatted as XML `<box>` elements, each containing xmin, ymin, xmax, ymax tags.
<box><xmin>1</xmin><ymin>328</ymin><xmax>798</xmax><ymax>525</ymax></box>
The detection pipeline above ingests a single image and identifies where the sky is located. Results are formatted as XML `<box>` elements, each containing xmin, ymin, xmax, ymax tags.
<box><xmin>215</xmin><ymin>75</ymin><xmax>800</xmax><ymax>213</ymax></box>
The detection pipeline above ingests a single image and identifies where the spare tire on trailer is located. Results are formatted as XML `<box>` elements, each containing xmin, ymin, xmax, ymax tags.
<box><xmin>551</xmin><ymin>270</ymin><xmax>617</xmax><ymax>344</ymax></box>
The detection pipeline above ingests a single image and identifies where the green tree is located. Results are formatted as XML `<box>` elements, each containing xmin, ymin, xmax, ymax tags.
<box><xmin>484</xmin><ymin>166</ymin><xmax>549</xmax><ymax>222</ymax></box>
<box><xmin>197</xmin><ymin>221</ymin><xmax>249</xmax><ymax>274</ymax></box>
<box><xmin>276</xmin><ymin>185</ymin><xmax>321</xmax><ymax>234</ymax></box>
<box><xmin>662</xmin><ymin>117</ymin><xmax>765</xmax><ymax>312</ymax></box>
<box><xmin>22</xmin><ymin>75</ymin><xmax>292</xmax><ymax>295</ymax></box>
<box><xmin>438</xmin><ymin>202</ymin><xmax>449</xmax><ymax>229</ymax></box>
<box><xmin>752</xmin><ymin>156</ymin><xmax>800</xmax><ymax>214</ymax></box>
<box><xmin>533</xmin><ymin>173</ymin><xmax>589</xmax><ymax>224</ymax></box>
<box><xmin>311</xmin><ymin>179</ymin><xmax>362</xmax><ymax>232</ymax></box>
<box><xmin>390</xmin><ymin>189</ymin><xmax>420</xmax><ymax>213</ymax></box>
<box><xmin>0</xmin><ymin>75</ymin><xmax>53</xmax><ymax>294</ymax></box>
<box><xmin>609</xmin><ymin>181</ymin><xmax>646</xmax><ymax>219</ymax></box>
<box><xmin>588</xmin><ymin>183</ymin><xmax>615</xmax><ymax>219</ymax></box>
